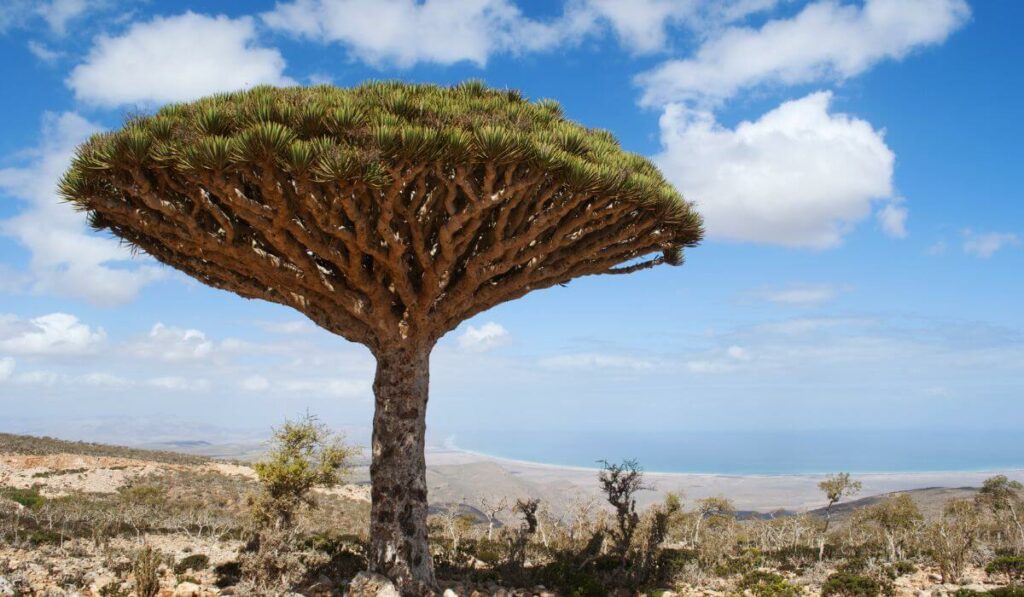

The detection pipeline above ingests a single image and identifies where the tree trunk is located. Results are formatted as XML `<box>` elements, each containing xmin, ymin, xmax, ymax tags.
<box><xmin>368</xmin><ymin>345</ymin><xmax>437</xmax><ymax>593</ymax></box>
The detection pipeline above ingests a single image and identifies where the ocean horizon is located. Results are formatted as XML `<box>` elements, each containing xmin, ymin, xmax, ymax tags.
<box><xmin>443</xmin><ymin>429</ymin><xmax>1024</xmax><ymax>476</ymax></box>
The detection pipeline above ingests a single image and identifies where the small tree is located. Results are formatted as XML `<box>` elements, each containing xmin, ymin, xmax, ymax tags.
<box><xmin>692</xmin><ymin>496</ymin><xmax>735</xmax><ymax>546</ymax></box>
<box><xmin>866</xmin><ymin>493</ymin><xmax>922</xmax><ymax>561</ymax></box>
<box><xmin>478</xmin><ymin>495</ymin><xmax>509</xmax><ymax>541</ymax></box>
<box><xmin>928</xmin><ymin>499</ymin><xmax>982</xmax><ymax>584</ymax></box>
<box><xmin>62</xmin><ymin>81</ymin><xmax>702</xmax><ymax>592</ymax></box>
<box><xmin>977</xmin><ymin>475</ymin><xmax>1024</xmax><ymax>554</ymax></box>
<box><xmin>598</xmin><ymin>458</ymin><xmax>647</xmax><ymax>560</ymax></box>
<box><xmin>818</xmin><ymin>473</ymin><xmax>862</xmax><ymax>560</ymax></box>
<box><xmin>250</xmin><ymin>414</ymin><xmax>355</xmax><ymax>529</ymax></box>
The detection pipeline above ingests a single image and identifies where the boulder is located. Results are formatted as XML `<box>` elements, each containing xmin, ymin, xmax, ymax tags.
<box><xmin>347</xmin><ymin>572</ymin><xmax>401</xmax><ymax>597</ymax></box>
<box><xmin>0</xmin><ymin>577</ymin><xmax>13</xmax><ymax>597</ymax></box>
<box><xmin>173</xmin><ymin>581</ymin><xmax>203</xmax><ymax>596</ymax></box>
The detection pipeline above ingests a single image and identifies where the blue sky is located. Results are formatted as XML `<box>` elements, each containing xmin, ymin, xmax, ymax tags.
<box><xmin>0</xmin><ymin>0</ymin><xmax>1021</xmax><ymax>447</ymax></box>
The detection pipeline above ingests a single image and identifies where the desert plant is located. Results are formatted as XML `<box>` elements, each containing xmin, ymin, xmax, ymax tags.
<box><xmin>738</xmin><ymin>570</ymin><xmax>802</xmax><ymax>597</ymax></box>
<box><xmin>132</xmin><ymin>546</ymin><xmax>162</xmax><ymax>597</ymax></box>
<box><xmin>822</xmin><ymin>571</ymin><xmax>881</xmax><ymax>597</ymax></box>
<box><xmin>62</xmin><ymin>80</ymin><xmax>702</xmax><ymax>591</ymax></box>
<box><xmin>986</xmin><ymin>555</ymin><xmax>1024</xmax><ymax>582</ymax></box>
<box><xmin>865</xmin><ymin>494</ymin><xmax>922</xmax><ymax>561</ymax></box>
<box><xmin>250</xmin><ymin>414</ymin><xmax>355</xmax><ymax>529</ymax></box>
<box><xmin>929</xmin><ymin>499</ymin><xmax>983</xmax><ymax>584</ymax></box>
<box><xmin>597</xmin><ymin>458</ymin><xmax>646</xmax><ymax>560</ymax></box>
<box><xmin>978</xmin><ymin>476</ymin><xmax>1024</xmax><ymax>554</ymax></box>
<box><xmin>173</xmin><ymin>553</ymin><xmax>210</xmax><ymax>574</ymax></box>
<box><xmin>818</xmin><ymin>473</ymin><xmax>862</xmax><ymax>560</ymax></box>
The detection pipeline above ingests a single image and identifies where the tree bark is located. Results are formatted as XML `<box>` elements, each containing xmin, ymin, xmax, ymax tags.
<box><xmin>368</xmin><ymin>345</ymin><xmax>437</xmax><ymax>593</ymax></box>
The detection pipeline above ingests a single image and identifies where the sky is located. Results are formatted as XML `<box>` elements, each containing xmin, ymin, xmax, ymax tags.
<box><xmin>0</xmin><ymin>0</ymin><xmax>1022</xmax><ymax>448</ymax></box>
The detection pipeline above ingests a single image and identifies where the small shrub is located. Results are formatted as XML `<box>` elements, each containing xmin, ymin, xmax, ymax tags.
<box><xmin>822</xmin><ymin>572</ymin><xmax>881</xmax><ymax>597</ymax></box>
<box><xmin>538</xmin><ymin>561</ymin><xmax>608</xmax><ymax>597</ymax></box>
<box><xmin>893</xmin><ymin>561</ymin><xmax>917</xmax><ymax>576</ymax></box>
<box><xmin>173</xmin><ymin>553</ymin><xmax>210</xmax><ymax>574</ymax></box>
<box><xmin>213</xmin><ymin>561</ymin><xmax>242</xmax><ymax>588</ymax></box>
<box><xmin>1</xmin><ymin>487</ymin><xmax>45</xmax><ymax>510</ymax></box>
<box><xmin>986</xmin><ymin>556</ymin><xmax>1024</xmax><ymax>582</ymax></box>
<box><xmin>133</xmin><ymin>546</ymin><xmax>162</xmax><ymax>597</ymax></box>
<box><xmin>738</xmin><ymin>570</ymin><xmax>802</xmax><ymax>597</ymax></box>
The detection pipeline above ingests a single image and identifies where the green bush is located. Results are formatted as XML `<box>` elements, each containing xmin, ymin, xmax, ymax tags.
<box><xmin>657</xmin><ymin>548</ymin><xmax>698</xmax><ymax>581</ymax></box>
<box><xmin>1</xmin><ymin>487</ymin><xmax>45</xmax><ymax>510</ymax></box>
<box><xmin>893</xmin><ymin>561</ymin><xmax>917</xmax><ymax>576</ymax></box>
<box><xmin>986</xmin><ymin>556</ymin><xmax>1024</xmax><ymax>582</ymax></box>
<box><xmin>173</xmin><ymin>554</ymin><xmax>209</xmax><ymax>574</ymax></box>
<box><xmin>538</xmin><ymin>561</ymin><xmax>608</xmax><ymax>597</ymax></box>
<box><xmin>738</xmin><ymin>570</ymin><xmax>802</xmax><ymax>597</ymax></box>
<box><xmin>213</xmin><ymin>561</ymin><xmax>241</xmax><ymax>588</ymax></box>
<box><xmin>822</xmin><ymin>572</ymin><xmax>881</xmax><ymax>597</ymax></box>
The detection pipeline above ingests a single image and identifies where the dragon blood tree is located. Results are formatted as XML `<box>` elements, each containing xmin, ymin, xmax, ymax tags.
<box><xmin>60</xmin><ymin>81</ymin><xmax>702</xmax><ymax>591</ymax></box>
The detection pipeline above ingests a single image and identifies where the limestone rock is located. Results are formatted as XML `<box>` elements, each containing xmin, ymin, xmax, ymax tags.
<box><xmin>0</xmin><ymin>577</ymin><xmax>14</xmax><ymax>597</ymax></box>
<box><xmin>347</xmin><ymin>572</ymin><xmax>401</xmax><ymax>597</ymax></box>
<box><xmin>174</xmin><ymin>581</ymin><xmax>202</xmax><ymax>596</ymax></box>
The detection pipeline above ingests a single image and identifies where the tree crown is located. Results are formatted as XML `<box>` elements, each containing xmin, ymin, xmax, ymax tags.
<box><xmin>61</xmin><ymin>82</ymin><xmax>702</xmax><ymax>349</ymax></box>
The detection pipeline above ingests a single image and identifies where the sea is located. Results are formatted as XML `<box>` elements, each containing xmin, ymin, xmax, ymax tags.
<box><xmin>445</xmin><ymin>429</ymin><xmax>1024</xmax><ymax>475</ymax></box>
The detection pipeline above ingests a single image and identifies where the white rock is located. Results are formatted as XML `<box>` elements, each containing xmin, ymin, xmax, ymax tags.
<box><xmin>174</xmin><ymin>581</ymin><xmax>202</xmax><ymax>596</ymax></box>
<box><xmin>443</xmin><ymin>590</ymin><xmax>459</xmax><ymax>597</ymax></box>
<box><xmin>347</xmin><ymin>571</ymin><xmax>400</xmax><ymax>597</ymax></box>
<box><xmin>0</xmin><ymin>577</ymin><xmax>13</xmax><ymax>597</ymax></box>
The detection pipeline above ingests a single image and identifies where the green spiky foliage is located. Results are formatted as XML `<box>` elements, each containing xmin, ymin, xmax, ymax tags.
<box><xmin>61</xmin><ymin>81</ymin><xmax>701</xmax><ymax>349</ymax></box>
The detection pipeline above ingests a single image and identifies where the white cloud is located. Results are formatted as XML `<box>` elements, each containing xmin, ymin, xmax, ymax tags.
<box><xmin>13</xmin><ymin>370</ymin><xmax>60</xmax><ymax>385</ymax></box>
<box><xmin>656</xmin><ymin>92</ymin><xmax>895</xmax><ymax>248</ymax></box>
<box><xmin>539</xmin><ymin>352</ymin><xmax>657</xmax><ymax>371</ymax></box>
<box><xmin>457</xmin><ymin>322</ymin><xmax>510</xmax><ymax>353</ymax></box>
<box><xmin>573</xmin><ymin>0</ymin><xmax>778</xmax><ymax>55</ymax></box>
<box><xmin>241</xmin><ymin>375</ymin><xmax>271</xmax><ymax>391</ymax></box>
<box><xmin>38</xmin><ymin>0</ymin><xmax>91</xmax><ymax>34</ymax></box>
<box><xmin>754</xmin><ymin>284</ymin><xmax>839</xmax><ymax>307</ymax></box>
<box><xmin>0</xmin><ymin>112</ymin><xmax>167</xmax><ymax>305</ymax></box>
<box><xmin>130</xmin><ymin>323</ymin><xmax>214</xmax><ymax>361</ymax></box>
<box><xmin>146</xmin><ymin>376</ymin><xmax>210</xmax><ymax>392</ymax></box>
<box><xmin>281</xmin><ymin>378</ymin><xmax>369</xmax><ymax>399</ymax></box>
<box><xmin>0</xmin><ymin>357</ymin><xmax>14</xmax><ymax>382</ymax></box>
<box><xmin>1</xmin><ymin>0</ymin><xmax>97</xmax><ymax>34</ymax></box>
<box><xmin>259</xmin><ymin>320</ymin><xmax>313</xmax><ymax>335</ymax></box>
<box><xmin>637</xmin><ymin>0</ymin><xmax>970</xmax><ymax>105</ymax></box>
<box><xmin>877</xmin><ymin>203</ymin><xmax>908</xmax><ymax>238</ymax></box>
<box><xmin>261</xmin><ymin>0</ymin><xmax>566</xmax><ymax>67</ymax></box>
<box><xmin>962</xmin><ymin>230</ymin><xmax>1020</xmax><ymax>259</ymax></box>
<box><xmin>0</xmin><ymin>313</ymin><xmax>105</xmax><ymax>356</ymax></box>
<box><xmin>68</xmin><ymin>12</ymin><xmax>294</xmax><ymax>106</ymax></box>
<box><xmin>82</xmin><ymin>372</ymin><xmax>132</xmax><ymax>387</ymax></box>
<box><xmin>686</xmin><ymin>344</ymin><xmax>751</xmax><ymax>373</ymax></box>
<box><xmin>27</xmin><ymin>41</ymin><xmax>61</xmax><ymax>63</ymax></box>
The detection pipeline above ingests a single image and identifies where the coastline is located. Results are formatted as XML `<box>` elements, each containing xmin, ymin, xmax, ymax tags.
<box><xmin>423</xmin><ymin>444</ymin><xmax>1024</xmax><ymax>512</ymax></box>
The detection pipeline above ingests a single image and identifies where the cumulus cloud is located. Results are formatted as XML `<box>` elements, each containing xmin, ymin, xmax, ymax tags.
<box><xmin>962</xmin><ymin>230</ymin><xmax>1020</xmax><ymax>259</ymax></box>
<box><xmin>0</xmin><ymin>357</ymin><xmax>15</xmax><ymax>382</ymax></box>
<box><xmin>457</xmin><ymin>322</ymin><xmax>510</xmax><ymax>353</ymax></box>
<box><xmin>539</xmin><ymin>352</ymin><xmax>657</xmax><ymax>371</ymax></box>
<box><xmin>685</xmin><ymin>345</ymin><xmax>751</xmax><ymax>373</ymax></box>
<box><xmin>68</xmin><ymin>12</ymin><xmax>294</xmax><ymax>106</ymax></box>
<box><xmin>260</xmin><ymin>0</ymin><xmax>782</xmax><ymax>67</ymax></box>
<box><xmin>129</xmin><ymin>323</ymin><xmax>215</xmax><ymax>361</ymax></box>
<box><xmin>637</xmin><ymin>0</ymin><xmax>970</xmax><ymax>105</ymax></box>
<box><xmin>876</xmin><ymin>203</ymin><xmax>909</xmax><ymax>238</ymax></box>
<box><xmin>656</xmin><ymin>92</ymin><xmax>895</xmax><ymax>248</ymax></box>
<box><xmin>0</xmin><ymin>313</ymin><xmax>105</xmax><ymax>356</ymax></box>
<box><xmin>0</xmin><ymin>112</ymin><xmax>166</xmax><ymax>305</ymax></box>
<box><xmin>262</xmin><ymin>0</ymin><xmax>568</xmax><ymax>67</ymax></box>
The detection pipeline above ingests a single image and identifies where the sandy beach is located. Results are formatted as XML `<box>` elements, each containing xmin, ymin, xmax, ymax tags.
<box><xmin>423</xmin><ymin>446</ymin><xmax>1024</xmax><ymax>512</ymax></box>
